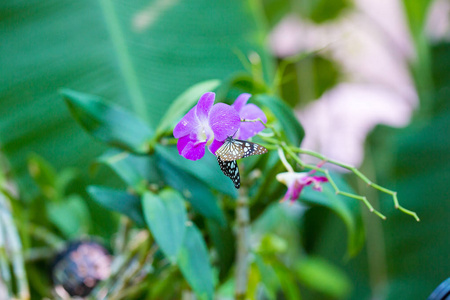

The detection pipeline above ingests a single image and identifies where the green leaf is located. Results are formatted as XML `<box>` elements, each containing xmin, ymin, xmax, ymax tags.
<box><xmin>156</xmin><ymin>145</ymin><xmax>237</xmax><ymax>198</ymax></box>
<box><xmin>300</xmin><ymin>174</ymin><xmax>365</xmax><ymax>257</ymax></box>
<box><xmin>254</xmin><ymin>254</ymin><xmax>281</xmax><ymax>299</ymax></box>
<box><xmin>295</xmin><ymin>256</ymin><xmax>351</xmax><ymax>298</ymax></box>
<box><xmin>95</xmin><ymin>149</ymin><xmax>160</xmax><ymax>193</ymax></box>
<box><xmin>156</xmin><ymin>79</ymin><xmax>222</xmax><ymax>136</ymax></box>
<box><xmin>46</xmin><ymin>195</ymin><xmax>91</xmax><ymax>238</ymax></box>
<box><xmin>177</xmin><ymin>224</ymin><xmax>215</xmax><ymax>300</ymax></box>
<box><xmin>62</xmin><ymin>89</ymin><xmax>153</xmax><ymax>153</ymax></box>
<box><xmin>253</xmin><ymin>94</ymin><xmax>305</xmax><ymax>145</ymax></box>
<box><xmin>87</xmin><ymin>186</ymin><xmax>145</xmax><ymax>226</ymax></box>
<box><xmin>157</xmin><ymin>155</ymin><xmax>227</xmax><ymax>225</ymax></box>
<box><xmin>142</xmin><ymin>189</ymin><xmax>187</xmax><ymax>262</ymax></box>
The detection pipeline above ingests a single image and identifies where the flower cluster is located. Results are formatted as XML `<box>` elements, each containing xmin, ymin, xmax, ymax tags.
<box><xmin>173</xmin><ymin>92</ymin><xmax>266</xmax><ymax>160</ymax></box>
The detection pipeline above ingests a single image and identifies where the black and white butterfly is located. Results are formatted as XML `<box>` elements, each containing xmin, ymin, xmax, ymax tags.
<box><xmin>215</xmin><ymin>136</ymin><xmax>268</xmax><ymax>189</ymax></box>
<box><xmin>215</xmin><ymin>136</ymin><xmax>268</xmax><ymax>161</ymax></box>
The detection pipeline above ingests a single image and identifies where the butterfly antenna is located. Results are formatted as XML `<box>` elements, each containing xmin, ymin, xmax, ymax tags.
<box><xmin>232</xmin><ymin>129</ymin><xmax>239</xmax><ymax>138</ymax></box>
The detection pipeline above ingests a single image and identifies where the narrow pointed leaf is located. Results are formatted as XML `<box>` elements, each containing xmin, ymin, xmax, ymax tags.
<box><xmin>177</xmin><ymin>224</ymin><xmax>214</xmax><ymax>300</ymax></box>
<box><xmin>62</xmin><ymin>89</ymin><xmax>153</xmax><ymax>153</ymax></box>
<box><xmin>253</xmin><ymin>95</ymin><xmax>305</xmax><ymax>146</ymax></box>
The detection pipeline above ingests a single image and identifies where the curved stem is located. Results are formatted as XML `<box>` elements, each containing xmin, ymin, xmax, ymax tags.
<box><xmin>282</xmin><ymin>145</ymin><xmax>387</xmax><ymax>220</ymax></box>
<box><xmin>287</xmin><ymin>146</ymin><xmax>420</xmax><ymax>221</ymax></box>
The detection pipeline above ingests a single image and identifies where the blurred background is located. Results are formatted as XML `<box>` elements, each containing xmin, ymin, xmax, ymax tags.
<box><xmin>0</xmin><ymin>0</ymin><xmax>449</xmax><ymax>299</ymax></box>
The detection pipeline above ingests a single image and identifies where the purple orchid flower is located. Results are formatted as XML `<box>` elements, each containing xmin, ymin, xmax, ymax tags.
<box><xmin>207</xmin><ymin>93</ymin><xmax>268</xmax><ymax>155</ymax></box>
<box><xmin>232</xmin><ymin>93</ymin><xmax>267</xmax><ymax>140</ymax></box>
<box><xmin>276</xmin><ymin>172</ymin><xmax>328</xmax><ymax>203</ymax></box>
<box><xmin>173</xmin><ymin>92</ymin><xmax>240</xmax><ymax>160</ymax></box>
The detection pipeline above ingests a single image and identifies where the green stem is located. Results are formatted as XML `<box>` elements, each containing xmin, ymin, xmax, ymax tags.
<box><xmin>235</xmin><ymin>186</ymin><xmax>250</xmax><ymax>300</ymax></box>
<box><xmin>287</xmin><ymin>146</ymin><xmax>420</xmax><ymax>221</ymax></box>
<box><xmin>282</xmin><ymin>145</ymin><xmax>387</xmax><ymax>220</ymax></box>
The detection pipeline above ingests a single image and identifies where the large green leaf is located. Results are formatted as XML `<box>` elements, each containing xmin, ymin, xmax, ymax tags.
<box><xmin>177</xmin><ymin>224</ymin><xmax>215</xmax><ymax>300</ymax></box>
<box><xmin>0</xmin><ymin>0</ymin><xmax>272</xmax><ymax>196</ymax></box>
<box><xmin>62</xmin><ymin>89</ymin><xmax>154</xmax><ymax>153</ymax></box>
<box><xmin>94</xmin><ymin>149</ymin><xmax>160</xmax><ymax>193</ymax></box>
<box><xmin>142</xmin><ymin>189</ymin><xmax>187</xmax><ymax>262</ymax></box>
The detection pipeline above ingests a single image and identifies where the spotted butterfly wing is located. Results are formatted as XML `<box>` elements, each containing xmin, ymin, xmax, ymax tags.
<box><xmin>217</xmin><ymin>156</ymin><xmax>240</xmax><ymax>189</ymax></box>
<box><xmin>216</xmin><ymin>136</ymin><xmax>268</xmax><ymax>162</ymax></box>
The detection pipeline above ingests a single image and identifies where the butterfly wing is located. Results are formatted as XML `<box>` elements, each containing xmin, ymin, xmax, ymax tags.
<box><xmin>234</xmin><ymin>139</ymin><xmax>268</xmax><ymax>158</ymax></box>
<box><xmin>215</xmin><ymin>140</ymin><xmax>245</xmax><ymax>161</ymax></box>
<box><xmin>217</xmin><ymin>156</ymin><xmax>240</xmax><ymax>189</ymax></box>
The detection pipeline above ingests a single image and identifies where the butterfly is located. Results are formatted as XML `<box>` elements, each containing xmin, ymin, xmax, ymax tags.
<box><xmin>215</xmin><ymin>136</ymin><xmax>268</xmax><ymax>189</ymax></box>
<box><xmin>215</xmin><ymin>136</ymin><xmax>268</xmax><ymax>161</ymax></box>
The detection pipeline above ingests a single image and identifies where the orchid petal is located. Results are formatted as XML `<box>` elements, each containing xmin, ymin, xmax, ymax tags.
<box><xmin>180</xmin><ymin>140</ymin><xmax>207</xmax><ymax>161</ymax></box>
<box><xmin>232</xmin><ymin>93</ymin><xmax>251</xmax><ymax>113</ymax></box>
<box><xmin>177</xmin><ymin>135</ymin><xmax>191</xmax><ymax>154</ymax></box>
<box><xmin>312</xmin><ymin>176</ymin><xmax>328</xmax><ymax>183</ymax></box>
<box><xmin>282</xmin><ymin>183</ymin><xmax>294</xmax><ymax>202</ymax></box>
<box><xmin>238</xmin><ymin>103</ymin><xmax>267</xmax><ymax>139</ymax></box>
<box><xmin>291</xmin><ymin>181</ymin><xmax>304</xmax><ymax>202</ymax></box>
<box><xmin>196</xmin><ymin>92</ymin><xmax>215</xmax><ymax>121</ymax></box>
<box><xmin>209</xmin><ymin>139</ymin><xmax>224</xmax><ymax>155</ymax></box>
<box><xmin>173</xmin><ymin>107</ymin><xmax>198</xmax><ymax>138</ymax></box>
<box><xmin>209</xmin><ymin>103</ymin><xmax>240</xmax><ymax>141</ymax></box>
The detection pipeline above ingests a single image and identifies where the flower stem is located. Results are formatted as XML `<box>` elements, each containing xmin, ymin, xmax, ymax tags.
<box><xmin>287</xmin><ymin>146</ymin><xmax>420</xmax><ymax>221</ymax></box>
<box><xmin>235</xmin><ymin>186</ymin><xmax>250</xmax><ymax>299</ymax></box>
<box><xmin>282</xmin><ymin>145</ymin><xmax>388</xmax><ymax>220</ymax></box>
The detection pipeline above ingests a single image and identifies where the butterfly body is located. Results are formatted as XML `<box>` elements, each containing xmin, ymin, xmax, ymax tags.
<box><xmin>215</xmin><ymin>136</ymin><xmax>268</xmax><ymax>189</ymax></box>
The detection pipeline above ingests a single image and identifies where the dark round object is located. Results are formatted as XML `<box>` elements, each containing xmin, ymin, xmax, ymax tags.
<box><xmin>428</xmin><ymin>278</ymin><xmax>450</xmax><ymax>300</ymax></box>
<box><xmin>51</xmin><ymin>240</ymin><xmax>111</xmax><ymax>297</ymax></box>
